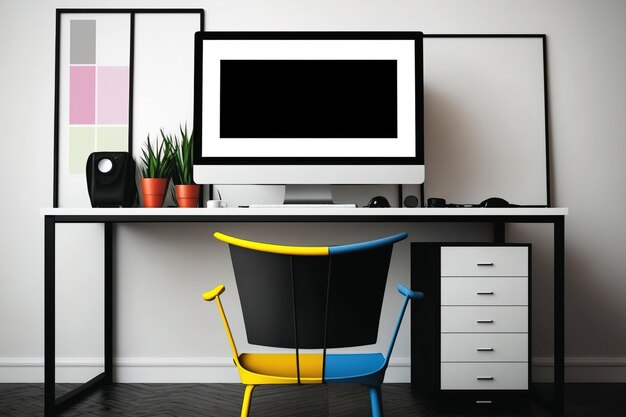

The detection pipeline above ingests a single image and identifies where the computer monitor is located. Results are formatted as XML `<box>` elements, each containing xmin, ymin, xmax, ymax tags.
<box><xmin>193</xmin><ymin>31</ymin><xmax>424</xmax><ymax>203</ymax></box>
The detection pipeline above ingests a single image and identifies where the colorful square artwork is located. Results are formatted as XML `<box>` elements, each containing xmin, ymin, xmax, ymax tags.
<box><xmin>69</xmin><ymin>127</ymin><xmax>96</xmax><ymax>174</ymax></box>
<box><xmin>97</xmin><ymin>66</ymin><xmax>129</xmax><ymax>125</ymax></box>
<box><xmin>67</xmin><ymin>19</ymin><xmax>130</xmax><ymax>174</ymax></box>
<box><xmin>97</xmin><ymin>127</ymin><xmax>128</xmax><ymax>151</ymax></box>
<box><xmin>70</xmin><ymin>20</ymin><xmax>96</xmax><ymax>64</ymax></box>
<box><xmin>69</xmin><ymin>66</ymin><xmax>96</xmax><ymax>124</ymax></box>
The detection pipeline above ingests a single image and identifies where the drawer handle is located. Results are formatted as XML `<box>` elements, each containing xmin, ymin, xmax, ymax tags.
<box><xmin>477</xmin><ymin>262</ymin><xmax>494</xmax><ymax>266</ymax></box>
<box><xmin>477</xmin><ymin>319</ymin><xmax>494</xmax><ymax>323</ymax></box>
<box><xmin>477</xmin><ymin>376</ymin><xmax>494</xmax><ymax>381</ymax></box>
<box><xmin>476</xmin><ymin>400</ymin><xmax>493</xmax><ymax>404</ymax></box>
<box><xmin>477</xmin><ymin>291</ymin><xmax>494</xmax><ymax>295</ymax></box>
<box><xmin>477</xmin><ymin>347</ymin><xmax>494</xmax><ymax>351</ymax></box>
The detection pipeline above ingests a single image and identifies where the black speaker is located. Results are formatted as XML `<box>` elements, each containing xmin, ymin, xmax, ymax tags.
<box><xmin>86</xmin><ymin>152</ymin><xmax>137</xmax><ymax>207</ymax></box>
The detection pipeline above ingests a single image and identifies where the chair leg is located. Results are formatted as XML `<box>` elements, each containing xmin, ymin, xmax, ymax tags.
<box><xmin>240</xmin><ymin>385</ymin><xmax>255</xmax><ymax>417</ymax></box>
<box><xmin>368</xmin><ymin>385</ymin><xmax>383</xmax><ymax>417</ymax></box>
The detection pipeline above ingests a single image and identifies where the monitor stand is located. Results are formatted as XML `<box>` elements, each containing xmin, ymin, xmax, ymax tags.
<box><xmin>283</xmin><ymin>185</ymin><xmax>333</xmax><ymax>204</ymax></box>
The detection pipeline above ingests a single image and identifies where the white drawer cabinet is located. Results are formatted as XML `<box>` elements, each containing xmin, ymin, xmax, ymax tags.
<box><xmin>440</xmin><ymin>246</ymin><xmax>529</xmax><ymax>394</ymax></box>
<box><xmin>411</xmin><ymin>243</ymin><xmax>531</xmax><ymax>409</ymax></box>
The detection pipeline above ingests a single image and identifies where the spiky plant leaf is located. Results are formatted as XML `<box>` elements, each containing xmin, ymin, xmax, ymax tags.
<box><xmin>170</xmin><ymin>123</ymin><xmax>195</xmax><ymax>185</ymax></box>
<box><xmin>139</xmin><ymin>133</ymin><xmax>175</xmax><ymax>179</ymax></box>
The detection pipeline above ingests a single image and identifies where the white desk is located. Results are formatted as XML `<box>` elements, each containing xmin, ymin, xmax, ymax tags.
<box><xmin>41</xmin><ymin>206</ymin><xmax>567</xmax><ymax>218</ymax></box>
<box><xmin>41</xmin><ymin>207</ymin><xmax>567</xmax><ymax>415</ymax></box>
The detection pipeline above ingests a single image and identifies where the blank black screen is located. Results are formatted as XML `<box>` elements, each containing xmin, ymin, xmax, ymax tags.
<box><xmin>219</xmin><ymin>60</ymin><xmax>397</xmax><ymax>138</ymax></box>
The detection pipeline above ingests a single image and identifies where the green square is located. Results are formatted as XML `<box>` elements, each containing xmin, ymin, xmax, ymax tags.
<box><xmin>96</xmin><ymin>127</ymin><xmax>128</xmax><ymax>151</ymax></box>
<box><xmin>69</xmin><ymin>127</ymin><xmax>95</xmax><ymax>174</ymax></box>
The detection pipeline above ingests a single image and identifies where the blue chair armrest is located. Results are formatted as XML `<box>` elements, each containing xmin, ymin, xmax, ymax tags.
<box><xmin>397</xmin><ymin>284</ymin><xmax>423</xmax><ymax>300</ymax></box>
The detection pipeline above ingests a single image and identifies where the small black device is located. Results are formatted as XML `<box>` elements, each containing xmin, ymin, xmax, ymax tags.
<box><xmin>427</xmin><ymin>197</ymin><xmax>518</xmax><ymax>208</ymax></box>
<box><xmin>427</xmin><ymin>198</ymin><xmax>464</xmax><ymax>208</ymax></box>
<box><xmin>86</xmin><ymin>152</ymin><xmax>137</xmax><ymax>207</ymax></box>
<box><xmin>403</xmin><ymin>195</ymin><xmax>419</xmax><ymax>208</ymax></box>
<box><xmin>480</xmin><ymin>197</ymin><xmax>517</xmax><ymax>207</ymax></box>
<box><xmin>367</xmin><ymin>196</ymin><xmax>391</xmax><ymax>208</ymax></box>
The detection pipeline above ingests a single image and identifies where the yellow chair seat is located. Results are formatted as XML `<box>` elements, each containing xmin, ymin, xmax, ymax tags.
<box><xmin>237</xmin><ymin>353</ymin><xmax>323</xmax><ymax>384</ymax></box>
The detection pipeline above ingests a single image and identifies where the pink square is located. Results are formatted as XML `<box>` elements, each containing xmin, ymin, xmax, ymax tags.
<box><xmin>70</xmin><ymin>66</ymin><xmax>96</xmax><ymax>124</ymax></box>
<box><xmin>97</xmin><ymin>66</ymin><xmax>129</xmax><ymax>125</ymax></box>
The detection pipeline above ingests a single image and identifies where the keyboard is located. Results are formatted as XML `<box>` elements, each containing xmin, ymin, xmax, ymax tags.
<box><xmin>244</xmin><ymin>204</ymin><xmax>357</xmax><ymax>208</ymax></box>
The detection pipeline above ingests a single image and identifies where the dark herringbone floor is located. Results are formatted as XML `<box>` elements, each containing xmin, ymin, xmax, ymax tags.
<box><xmin>0</xmin><ymin>383</ymin><xmax>624</xmax><ymax>417</ymax></box>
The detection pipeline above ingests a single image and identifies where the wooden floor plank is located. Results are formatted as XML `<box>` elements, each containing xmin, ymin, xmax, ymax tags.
<box><xmin>1</xmin><ymin>383</ymin><xmax>622</xmax><ymax>416</ymax></box>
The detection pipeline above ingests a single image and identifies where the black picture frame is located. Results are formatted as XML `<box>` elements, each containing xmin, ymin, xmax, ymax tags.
<box><xmin>53</xmin><ymin>9</ymin><xmax>205</xmax><ymax>207</ymax></box>
<box><xmin>420</xmin><ymin>34</ymin><xmax>550</xmax><ymax>207</ymax></box>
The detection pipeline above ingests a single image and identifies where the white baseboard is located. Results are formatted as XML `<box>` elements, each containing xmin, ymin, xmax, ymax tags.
<box><xmin>0</xmin><ymin>357</ymin><xmax>108</xmax><ymax>383</ymax></box>
<box><xmin>0</xmin><ymin>357</ymin><xmax>410</xmax><ymax>383</ymax></box>
<box><xmin>0</xmin><ymin>358</ymin><xmax>44</xmax><ymax>383</ymax></box>
<box><xmin>533</xmin><ymin>356</ymin><xmax>626</xmax><ymax>383</ymax></box>
<box><xmin>3</xmin><ymin>357</ymin><xmax>626</xmax><ymax>383</ymax></box>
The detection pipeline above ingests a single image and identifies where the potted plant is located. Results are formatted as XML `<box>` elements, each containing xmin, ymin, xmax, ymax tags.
<box><xmin>167</xmin><ymin>124</ymin><xmax>200</xmax><ymax>208</ymax></box>
<box><xmin>139</xmin><ymin>134</ymin><xmax>175</xmax><ymax>208</ymax></box>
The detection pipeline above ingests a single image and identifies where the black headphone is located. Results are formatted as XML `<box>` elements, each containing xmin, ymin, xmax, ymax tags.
<box><xmin>427</xmin><ymin>197</ymin><xmax>518</xmax><ymax>208</ymax></box>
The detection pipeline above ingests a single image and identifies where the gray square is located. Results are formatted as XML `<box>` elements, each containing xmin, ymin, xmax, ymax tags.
<box><xmin>70</xmin><ymin>20</ymin><xmax>96</xmax><ymax>64</ymax></box>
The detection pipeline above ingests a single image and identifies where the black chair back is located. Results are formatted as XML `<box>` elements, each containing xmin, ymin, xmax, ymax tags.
<box><xmin>228</xmin><ymin>243</ymin><xmax>393</xmax><ymax>349</ymax></box>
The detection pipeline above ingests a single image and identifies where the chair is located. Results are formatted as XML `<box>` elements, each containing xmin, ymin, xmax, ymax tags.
<box><xmin>203</xmin><ymin>231</ymin><xmax>423</xmax><ymax>417</ymax></box>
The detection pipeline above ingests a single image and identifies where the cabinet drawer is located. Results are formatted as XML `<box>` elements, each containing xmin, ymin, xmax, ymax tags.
<box><xmin>441</xmin><ymin>277</ymin><xmax>528</xmax><ymax>305</ymax></box>
<box><xmin>437</xmin><ymin>391</ymin><xmax>530</xmax><ymax>411</ymax></box>
<box><xmin>441</xmin><ymin>363</ymin><xmax>528</xmax><ymax>390</ymax></box>
<box><xmin>441</xmin><ymin>247</ymin><xmax>528</xmax><ymax>276</ymax></box>
<box><xmin>441</xmin><ymin>306</ymin><xmax>528</xmax><ymax>333</ymax></box>
<box><xmin>441</xmin><ymin>333</ymin><xmax>528</xmax><ymax>362</ymax></box>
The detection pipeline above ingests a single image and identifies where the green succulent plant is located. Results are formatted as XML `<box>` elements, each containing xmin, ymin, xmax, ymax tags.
<box><xmin>139</xmin><ymin>133</ymin><xmax>175</xmax><ymax>179</ymax></box>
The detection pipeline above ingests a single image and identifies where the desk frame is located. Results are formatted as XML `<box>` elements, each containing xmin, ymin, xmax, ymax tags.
<box><xmin>42</xmin><ymin>208</ymin><xmax>565</xmax><ymax>416</ymax></box>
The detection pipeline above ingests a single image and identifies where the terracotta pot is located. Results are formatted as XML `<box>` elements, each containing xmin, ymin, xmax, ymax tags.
<box><xmin>175</xmin><ymin>184</ymin><xmax>201</xmax><ymax>208</ymax></box>
<box><xmin>140</xmin><ymin>178</ymin><xmax>169</xmax><ymax>208</ymax></box>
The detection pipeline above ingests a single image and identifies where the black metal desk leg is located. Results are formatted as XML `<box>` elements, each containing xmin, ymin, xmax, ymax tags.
<box><xmin>554</xmin><ymin>217</ymin><xmax>565</xmax><ymax>415</ymax></box>
<box><xmin>44</xmin><ymin>216</ymin><xmax>56</xmax><ymax>416</ymax></box>
<box><xmin>494</xmin><ymin>222</ymin><xmax>506</xmax><ymax>243</ymax></box>
<box><xmin>104</xmin><ymin>222</ymin><xmax>114</xmax><ymax>384</ymax></box>
<box><xmin>44</xmin><ymin>220</ymin><xmax>113</xmax><ymax>416</ymax></box>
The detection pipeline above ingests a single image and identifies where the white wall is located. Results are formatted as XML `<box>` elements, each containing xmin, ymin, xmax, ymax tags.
<box><xmin>1</xmin><ymin>0</ymin><xmax>625</xmax><ymax>383</ymax></box>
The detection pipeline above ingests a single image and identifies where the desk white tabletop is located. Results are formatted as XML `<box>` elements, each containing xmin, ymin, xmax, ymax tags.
<box><xmin>41</xmin><ymin>207</ymin><xmax>568</xmax><ymax>217</ymax></box>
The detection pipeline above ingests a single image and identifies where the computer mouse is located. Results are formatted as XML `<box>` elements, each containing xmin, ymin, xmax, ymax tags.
<box><xmin>480</xmin><ymin>197</ymin><xmax>511</xmax><ymax>208</ymax></box>
<box><xmin>367</xmin><ymin>196</ymin><xmax>391</xmax><ymax>208</ymax></box>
